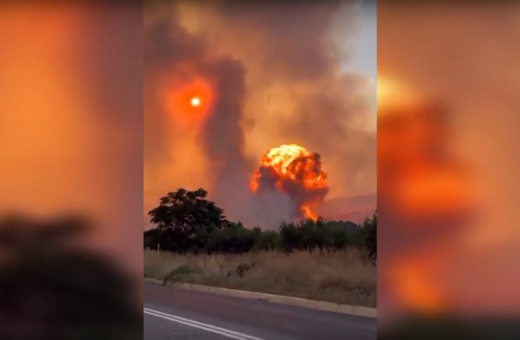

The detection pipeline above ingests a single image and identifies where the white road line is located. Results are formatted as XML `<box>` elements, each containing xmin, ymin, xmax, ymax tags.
<box><xmin>144</xmin><ymin>307</ymin><xmax>266</xmax><ymax>340</ymax></box>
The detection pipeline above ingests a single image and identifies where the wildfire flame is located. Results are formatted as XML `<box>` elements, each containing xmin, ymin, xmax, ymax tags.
<box><xmin>250</xmin><ymin>144</ymin><xmax>329</xmax><ymax>220</ymax></box>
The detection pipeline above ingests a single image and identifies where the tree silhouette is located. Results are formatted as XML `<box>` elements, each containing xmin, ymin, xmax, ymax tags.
<box><xmin>360</xmin><ymin>211</ymin><xmax>377</xmax><ymax>261</ymax></box>
<box><xmin>148</xmin><ymin>188</ymin><xmax>229</xmax><ymax>253</ymax></box>
<box><xmin>145</xmin><ymin>188</ymin><xmax>377</xmax><ymax>258</ymax></box>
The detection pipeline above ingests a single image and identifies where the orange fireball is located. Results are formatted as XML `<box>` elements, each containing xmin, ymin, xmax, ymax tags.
<box><xmin>250</xmin><ymin>144</ymin><xmax>328</xmax><ymax>220</ymax></box>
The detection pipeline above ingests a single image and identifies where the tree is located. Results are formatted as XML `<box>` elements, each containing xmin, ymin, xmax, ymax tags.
<box><xmin>361</xmin><ymin>211</ymin><xmax>377</xmax><ymax>261</ymax></box>
<box><xmin>145</xmin><ymin>188</ymin><xmax>377</xmax><ymax>259</ymax></box>
<box><xmin>144</xmin><ymin>228</ymin><xmax>161</xmax><ymax>250</ymax></box>
<box><xmin>148</xmin><ymin>188</ymin><xmax>229</xmax><ymax>253</ymax></box>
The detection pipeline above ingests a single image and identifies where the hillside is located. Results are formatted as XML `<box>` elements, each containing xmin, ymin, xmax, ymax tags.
<box><xmin>317</xmin><ymin>194</ymin><xmax>377</xmax><ymax>224</ymax></box>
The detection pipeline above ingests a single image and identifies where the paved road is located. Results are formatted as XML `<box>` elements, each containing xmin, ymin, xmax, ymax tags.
<box><xmin>144</xmin><ymin>281</ymin><xmax>377</xmax><ymax>340</ymax></box>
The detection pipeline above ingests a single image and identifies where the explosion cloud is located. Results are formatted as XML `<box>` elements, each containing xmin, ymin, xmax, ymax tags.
<box><xmin>251</xmin><ymin>144</ymin><xmax>329</xmax><ymax>220</ymax></box>
<box><xmin>144</xmin><ymin>1</ymin><xmax>376</xmax><ymax>228</ymax></box>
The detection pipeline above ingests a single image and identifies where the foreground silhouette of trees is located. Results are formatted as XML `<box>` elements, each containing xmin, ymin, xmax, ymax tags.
<box><xmin>146</xmin><ymin>188</ymin><xmax>377</xmax><ymax>260</ymax></box>
<box><xmin>0</xmin><ymin>214</ymin><xmax>142</xmax><ymax>340</ymax></box>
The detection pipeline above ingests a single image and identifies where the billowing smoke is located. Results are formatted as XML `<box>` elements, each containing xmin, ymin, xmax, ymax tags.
<box><xmin>144</xmin><ymin>1</ymin><xmax>376</xmax><ymax>228</ymax></box>
<box><xmin>251</xmin><ymin>144</ymin><xmax>329</xmax><ymax>220</ymax></box>
<box><xmin>144</xmin><ymin>5</ymin><xmax>252</xmax><ymax>221</ymax></box>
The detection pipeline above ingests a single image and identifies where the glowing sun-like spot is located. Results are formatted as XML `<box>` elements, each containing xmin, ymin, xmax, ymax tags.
<box><xmin>165</xmin><ymin>77</ymin><xmax>213</xmax><ymax>128</ymax></box>
<box><xmin>190</xmin><ymin>96</ymin><xmax>201</xmax><ymax>107</ymax></box>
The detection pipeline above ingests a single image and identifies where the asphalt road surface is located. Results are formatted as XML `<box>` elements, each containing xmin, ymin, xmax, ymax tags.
<box><xmin>144</xmin><ymin>281</ymin><xmax>377</xmax><ymax>340</ymax></box>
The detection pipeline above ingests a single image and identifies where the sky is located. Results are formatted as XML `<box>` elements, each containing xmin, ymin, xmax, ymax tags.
<box><xmin>341</xmin><ymin>1</ymin><xmax>377</xmax><ymax>112</ymax></box>
<box><xmin>345</xmin><ymin>1</ymin><xmax>377</xmax><ymax>80</ymax></box>
<box><xmin>144</xmin><ymin>0</ymin><xmax>377</xmax><ymax>226</ymax></box>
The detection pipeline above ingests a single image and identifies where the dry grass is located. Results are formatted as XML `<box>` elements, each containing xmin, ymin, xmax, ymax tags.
<box><xmin>144</xmin><ymin>249</ymin><xmax>376</xmax><ymax>307</ymax></box>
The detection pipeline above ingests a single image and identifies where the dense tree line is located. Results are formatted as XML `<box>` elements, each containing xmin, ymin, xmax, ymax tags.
<box><xmin>144</xmin><ymin>188</ymin><xmax>376</xmax><ymax>260</ymax></box>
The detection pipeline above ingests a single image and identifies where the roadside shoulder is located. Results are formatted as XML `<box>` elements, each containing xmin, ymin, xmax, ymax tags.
<box><xmin>144</xmin><ymin>278</ymin><xmax>377</xmax><ymax>318</ymax></box>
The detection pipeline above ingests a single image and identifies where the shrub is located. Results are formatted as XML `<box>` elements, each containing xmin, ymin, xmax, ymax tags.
<box><xmin>145</xmin><ymin>188</ymin><xmax>377</xmax><ymax>259</ymax></box>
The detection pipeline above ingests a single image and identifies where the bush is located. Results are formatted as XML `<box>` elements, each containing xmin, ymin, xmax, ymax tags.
<box><xmin>145</xmin><ymin>188</ymin><xmax>377</xmax><ymax>259</ymax></box>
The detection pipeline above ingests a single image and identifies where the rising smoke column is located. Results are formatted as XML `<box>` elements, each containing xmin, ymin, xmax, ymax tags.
<box><xmin>170</xmin><ymin>1</ymin><xmax>376</xmax><ymax>198</ymax></box>
<box><xmin>144</xmin><ymin>5</ymin><xmax>253</xmax><ymax>220</ymax></box>
<box><xmin>144</xmin><ymin>1</ymin><xmax>375</xmax><ymax>225</ymax></box>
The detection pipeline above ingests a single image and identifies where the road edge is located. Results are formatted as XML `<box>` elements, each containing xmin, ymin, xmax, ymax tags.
<box><xmin>144</xmin><ymin>277</ymin><xmax>377</xmax><ymax>318</ymax></box>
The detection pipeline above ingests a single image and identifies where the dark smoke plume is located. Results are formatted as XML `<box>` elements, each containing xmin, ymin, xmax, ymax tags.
<box><xmin>145</xmin><ymin>5</ymin><xmax>251</xmax><ymax>218</ymax></box>
<box><xmin>144</xmin><ymin>1</ymin><xmax>376</xmax><ymax>226</ymax></box>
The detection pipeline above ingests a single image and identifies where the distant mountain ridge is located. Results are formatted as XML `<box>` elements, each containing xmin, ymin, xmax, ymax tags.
<box><xmin>317</xmin><ymin>194</ymin><xmax>376</xmax><ymax>224</ymax></box>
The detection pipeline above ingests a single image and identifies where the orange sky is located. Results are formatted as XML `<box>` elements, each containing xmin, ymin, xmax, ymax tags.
<box><xmin>0</xmin><ymin>3</ymin><xmax>143</xmax><ymax>273</ymax></box>
<box><xmin>144</xmin><ymin>2</ymin><xmax>376</xmax><ymax>221</ymax></box>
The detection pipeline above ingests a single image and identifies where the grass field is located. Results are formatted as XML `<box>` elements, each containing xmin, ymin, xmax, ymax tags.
<box><xmin>144</xmin><ymin>249</ymin><xmax>376</xmax><ymax>307</ymax></box>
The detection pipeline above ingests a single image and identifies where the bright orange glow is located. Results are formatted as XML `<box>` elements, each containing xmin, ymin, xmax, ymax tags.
<box><xmin>190</xmin><ymin>96</ymin><xmax>201</xmax><ymax>107</ymax></box>
<box><xmin>377</xmin><ymin>74</ymin><xmax>425</xmax><ymax>118</ymax></box>
<box><xmin>166</xmin><ymin>77</ymin><xmax>212</xmax><ymax>126</ymax></box>
<box><xmin>301</xmin><ymin>205</ymin><xmax>317</xmax><ymax>220</ymax></box>
<box><xmin>378</xmin><ymin>74</ymin><xmax>475</xmax><ymax>317</ymax></box>
<box><xmin>390</xmin><ymin>257</ymin><xmax>448</xmax><ymax>315</ymax></box>
<box><xmin>250</xmin><ymin>144</ymin><xmax>328</xmax><ymax>220</ymax></box>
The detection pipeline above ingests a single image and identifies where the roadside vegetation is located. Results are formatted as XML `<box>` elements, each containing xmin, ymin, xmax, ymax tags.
<box><xmin>144</xmin><ymin>188</ymin><xmax>377</xmax><ymax>307</ymax></box>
